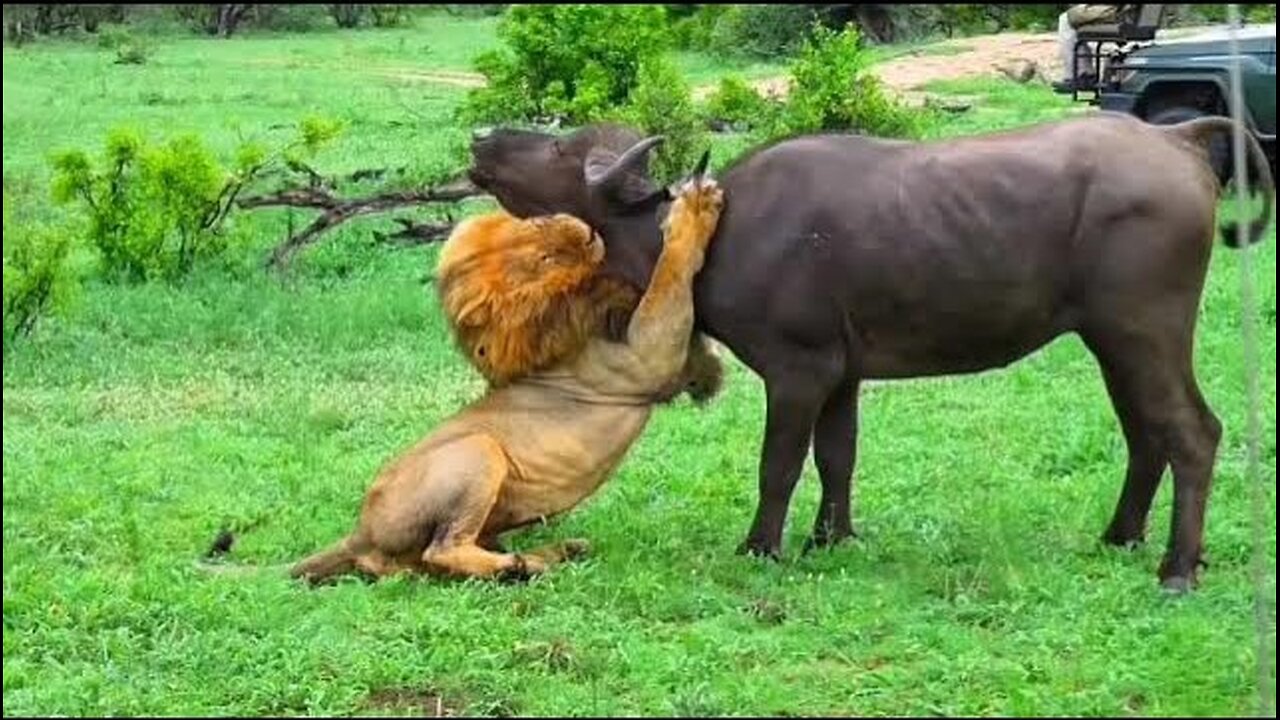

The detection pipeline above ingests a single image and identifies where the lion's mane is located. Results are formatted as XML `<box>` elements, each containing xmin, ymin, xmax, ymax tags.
<box><xmin>436</xmin><ymin>211</ymin><xmax>639</xmax><ymax>387</ymax></box>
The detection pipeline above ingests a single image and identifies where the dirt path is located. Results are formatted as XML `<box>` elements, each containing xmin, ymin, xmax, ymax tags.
<box><xmin>704</xmin><ymin>25</ymin><xmax>1221</xmax><ymax>104</ymax></box>
<box><xmin>714</xmin><ymin>31</ymin><xmax>1065</xmax><ymax>105</ymax></box>
<box><xmin>273</xmin><ymin>26</ymin><xmax>1220</xmax><ymax>99</ymax></box>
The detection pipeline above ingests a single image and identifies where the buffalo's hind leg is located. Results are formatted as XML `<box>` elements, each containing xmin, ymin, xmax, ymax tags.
<box><xmin>738</xmin><ymin>356</ymin><xmax>845</xmax><ymax>559</ymax></box>
<box><xmin>805</xmin><ymin>375</ymin><xmax>860</xmax><ymax>552</ymax></box>
<box><xmin>1083</xmin><ymin>316</ymin><xmax>1221</xmax><ymax>591</ymax></box>
<box><xmin>1085</xmin><ymin>337</ymin><xmax>1171</xmax><ymax>549</ymax></box>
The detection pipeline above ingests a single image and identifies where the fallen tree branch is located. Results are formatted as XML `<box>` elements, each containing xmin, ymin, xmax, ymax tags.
<box><xmin>238</xmin><ymin>177</ymin><xmax>484</xmax><ymax>269</ymax></box>
<box><xmin>373</xmin><ymin>218</ymin><xmax>455</xmax><ymax>247</ymax></box>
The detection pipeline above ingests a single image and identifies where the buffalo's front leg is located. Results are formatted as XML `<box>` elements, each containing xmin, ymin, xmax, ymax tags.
<box><xmin>737</xmin><ymin>373</ymin><xmax>835</xmax><ymax>559</ymax></box>
<box><xmin>805</xmin><ymin>376</ymin><xmax>859</xmax><ymax>552</ymax></box>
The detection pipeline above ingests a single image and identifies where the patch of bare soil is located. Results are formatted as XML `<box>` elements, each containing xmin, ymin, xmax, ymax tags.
<box><xmin>700</xmin><ymin>25</ymin><xmax>1224</xmax><ymax>106</ymax></box>
<box><xmin>243</xmin><ymin>57</ymin><xmax>487</xmax><ymax>87</ymax></box>
<box><xmin>696</xmin><ymin>31</ymin><xmax>1064</xmax><ymax>107</ymax></box>
<box><xmin>374</xmin><ymin>68</ymin><xmax>487</xmax><ymax>87</ymax></box>
<box><xmin>877</xmin><ymin>32</ymin><xmax>1062</xmax><ymax>94</ymax></box>
<box><xmin>360</xmin><ymin>688</ymin><xmax>463</xmax><ymax>717</ymax></box>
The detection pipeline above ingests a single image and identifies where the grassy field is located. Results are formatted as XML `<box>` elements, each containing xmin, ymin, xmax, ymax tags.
<box><xmin>3</xmin><ymin>13</ymin><xmax>1277</xmax><ymax>717</ymax></box>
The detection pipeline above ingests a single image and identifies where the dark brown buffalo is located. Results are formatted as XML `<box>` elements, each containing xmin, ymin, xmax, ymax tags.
<box><xmin>467</xmin><ymin>113</ymin><xmax>1274</xmax><ymax>591</ymax></box>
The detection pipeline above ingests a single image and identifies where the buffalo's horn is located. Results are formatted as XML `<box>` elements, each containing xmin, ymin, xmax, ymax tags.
<box><xmin>692</xmin><ymin>149</ymin><xmax>711</xmax><ymax>179</ymax></box>
<box><xmin>472</xmin><ymin>126</ymin><xmax>494</xmax><ymax>141</ymax></box>
<box><xmin>585</xmin><ymin>135</ymin><xmax>665</xmax><ymax>188</ymax></box>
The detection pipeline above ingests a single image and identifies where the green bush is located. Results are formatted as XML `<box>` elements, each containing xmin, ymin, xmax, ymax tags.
<box><xmin>112</xmin><ymin>32</ymin><xmax>153</xmax><ymax>65</ymax></box>
<box><xmin>329</xmin><ymin>4</ymin><xmax>368</xmax><ymax>29</ymax></box>
<box><xmin>51</xmin><ymin>129</ymin><xmax>229</xmax><ymax>282</ymax></box>
<box><xmin>610</xmin><ymin>58</ymin><xmax>708</xmax><ymax>185</ymax></box>
<box><xmin>1005</xmin><ymin>4</ymin><xmax>1068</xmax><ymax>32</ymax></box>
<box><xmin>764</xmin><ymin>23</ymin><xmax>926</xmax><ymax>142</ymax></box>
<box><xmin>703</xmin><ymin>75</ymin><xmax>774</xmax><ymax>131</ymax></box>
<box><xmin>460</xmin><ymin>4</ymin><xmax>669</xmax><ymax>125</ymax></box>
<box><xmin>442</xmin><ymin>4</ymin><xmax>507</xmax><ymax>17</ymax></box>
<box><xmin>369</xmin><ymin>4</ymin><xmax>410</xmax><ymax>27</ymax></box>
<box><xmin>710</xmin><ymin>4</ymin><xmax>821</xmax><ymax>59</ymax></box>
<box><xmin>49</xmin><ymin>119</ymin><xmax>342</xmax><ymax>282</ymax></box>
<box><xmin>96</xmin><ymin>23</ymin><xmax>129</xmax><ymax>48</ymax></box>
<box><xmin>1179</xmin><ymin>4</ymin><xmax>1276</xmax><ymax>25</ymax></box>
<box><xmin>2</xmin><ymin>200</ymin><xmax>77</xmax><ymax>345</ymax></box>
<box><xmin>670</xmin><ymin>4</ymin><xmax>732</xmax><ymax>50</ymax></box>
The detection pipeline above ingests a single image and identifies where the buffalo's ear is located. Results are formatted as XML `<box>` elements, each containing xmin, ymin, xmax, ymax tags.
<box><xmin>584</xmin><ymin>147</ymin><xmax>663</xmax><ymax>207</ymax></box>
<box><xmin>584</xmin><ymin>137</ymin><xmax>665</xmax><ymax>208</ymax></box>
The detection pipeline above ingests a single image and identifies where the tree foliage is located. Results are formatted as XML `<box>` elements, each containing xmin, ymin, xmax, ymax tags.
<box><xmin>763</xmin><ymin>23</ymin><xmax>926</xmax><ymax>141</ymax></box>
<box><xmin>610</xmin><ymin>59</ymin><xmax>708</xmax><ymax>186</ymax></box>
<box><xmin>49</xmin><ymin>118</ymin><xmax>342</xmax><ymax>282</ymax></box>
<box><xmin>2</xmin><ymin>199</ymin><xmax>78</xmax><ymax>346</ymax></box>
<box><xmin>461</xmin><ymin>4</ymin><xmax>670</xmax><ymax>125</ymax></box>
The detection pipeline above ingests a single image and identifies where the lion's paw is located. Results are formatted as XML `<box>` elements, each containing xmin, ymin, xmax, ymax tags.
<box><xmin>670</xmin><ymin>178</ymin><xmax>724</xmax><ymax>246</ymax></box>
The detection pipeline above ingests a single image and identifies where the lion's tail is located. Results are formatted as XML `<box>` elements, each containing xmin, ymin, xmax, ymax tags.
<box><xmin>289</xmin><ymin>535</ymin><xmax>362</xmax><ymax>584</ymax></box>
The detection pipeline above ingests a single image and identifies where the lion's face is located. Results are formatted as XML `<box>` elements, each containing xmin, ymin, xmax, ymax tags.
<box><xmin>495</xmin><ymin>213</ymin><xmax>605</xmax><ymax>292</ymax></box>
<box><xmin>437</xmin><ymin>211</ymin><xmax>623</xmax><ymax>386</ymax></box>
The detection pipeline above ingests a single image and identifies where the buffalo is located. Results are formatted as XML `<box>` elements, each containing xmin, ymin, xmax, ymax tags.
<box><xmin>467</xmin><ymin>113</ymin><xmax>1274</xmax><ymax>591</ymax></box>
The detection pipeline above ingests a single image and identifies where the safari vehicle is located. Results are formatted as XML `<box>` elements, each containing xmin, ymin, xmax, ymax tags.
<box><xmin>1054</xmin><ymin>4</ymin><xmax>1277</xmax><ymax>175</ymax></box>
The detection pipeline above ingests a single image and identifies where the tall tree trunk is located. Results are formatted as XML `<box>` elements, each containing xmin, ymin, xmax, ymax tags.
<box><xmin>215</xmin><ymin>4</ymin><xmax>251</xmax><ymax>38</ymax></box>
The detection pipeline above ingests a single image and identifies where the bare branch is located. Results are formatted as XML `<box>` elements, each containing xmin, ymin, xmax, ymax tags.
<box><xmin>237</xmin><ymin>178</ymin><xmax>485</xmax><ymax>269</ymax></box>
<box><xmin>373</xmin><ymin>218</ymin><xmax>455</xmax><ymax>247</ymax></box>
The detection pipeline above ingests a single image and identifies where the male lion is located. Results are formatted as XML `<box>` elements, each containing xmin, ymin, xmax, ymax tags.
<box><xmin>290</xmin><ymin>174</ymin><xmax>724</xmax><ymax>583</ymax></box>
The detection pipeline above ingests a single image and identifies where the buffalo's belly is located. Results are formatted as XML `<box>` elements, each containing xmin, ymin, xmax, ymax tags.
<box><xmin>845</xmin><ymin>233</ymin><xmax>1080</xmax><ymax>378</ymax></box>
<box><xmin>855</xmin><ymin>308</ymin><xmax>1075</xmax><ymax>378</ymax></box>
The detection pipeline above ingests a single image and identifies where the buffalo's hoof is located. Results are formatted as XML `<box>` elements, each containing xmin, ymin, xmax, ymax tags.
<box><xmin>1101</xmin><ymin>527</ymin><xmax>1145</xmax><ymax>550</ymax></box>
<box><xmin>802</xmin><ymin>528</ymin><xmax>857</xmax><ymax>554</ymax></box>
<box><xmin>1159</xmin><ymin>574</ymin><xmax>1196</xmax><ymax>595</ymax></box>
<box><xmin>736</xmin><ymin>539</ymin><xmax>782</xmax><ymax>561</ymax></box>
<box><xmin>1103</xmin><ymin>534</ymin><xmax>1144</xmax><ymax>551</ymax></box>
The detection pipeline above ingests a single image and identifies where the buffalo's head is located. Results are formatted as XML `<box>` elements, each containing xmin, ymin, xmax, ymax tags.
<box><xmin>468</xmin><ymin>123</ymin><xmax>676</xmax><ymax>289</ymax></box>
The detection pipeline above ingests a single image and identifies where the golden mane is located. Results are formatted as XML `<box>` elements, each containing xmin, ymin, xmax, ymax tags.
<box><xmin>436</xmin><ymin>211</ymin><xmax>639</xmax><ymax>386</ymax></box>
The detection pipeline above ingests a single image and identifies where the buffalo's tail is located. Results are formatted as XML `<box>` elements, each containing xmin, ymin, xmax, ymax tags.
<box><xmin>1166</xmin><ymin>115</ymin><xmax>1274</xmax><ymax>248</ymax></box>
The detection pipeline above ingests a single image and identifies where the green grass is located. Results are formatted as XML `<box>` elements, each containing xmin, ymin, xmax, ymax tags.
<box><xmin>919</xmin><ymin>76</ymin><xmax>1086</xmax><ymax>138</ymax></box>
<box><xmin>673</xmin><ymin>50</ymin><xmax>788</xmax><ymax>89</ymax></box>
<box><xmin>866</xmin><ymin>38</ymin><xmax>976</xmax><ymax>64</ymax></box>
<box><xmin>4</xmin><ymin>18</ymin><xmax>1277</xmax><ymax>717</ymax></box>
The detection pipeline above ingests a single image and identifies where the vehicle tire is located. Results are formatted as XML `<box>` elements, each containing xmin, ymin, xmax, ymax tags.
<box><xmin>1148</xmin><ymin>106</ymin><xmax>1232</xmax><ymax>184</ymax></box>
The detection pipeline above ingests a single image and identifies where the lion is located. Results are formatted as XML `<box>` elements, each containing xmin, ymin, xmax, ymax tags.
<box><xmin>289</xmin><ymin>175</ymin><xmax>725</xmax><ymax>583</ymax></box>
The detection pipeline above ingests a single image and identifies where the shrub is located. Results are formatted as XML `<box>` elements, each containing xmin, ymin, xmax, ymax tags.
<box><xmin>1189</xmin><ymin>4</ymin><xmax>1277</xmax><ymax>24</ymax></box>
<box><xmin>709</xmin><ymin>4</ymin><xmax>820</xmax><ymax>59</ymax></box>
<box><xmin>96</xmin><ymin>22</ymin><xmax>129</xmax><ymax>48</ymax></box>
<box><xmin>329</xmin><ymin>4</ymin><xmax>367</xmax><ymax>29</ymax></box>
<box><xmin>49</xmin><ymin>119</ymin><xmax>342</xmax><ymax>282</ymax></box>
<box><xmin>112</xmin><ymin>32</ymin><xmax>153</xmax><ymax>65</ymax></box>
<box><xmin>703</xmin><ymin>75</ymin><xmax>773</xmax><ymax>131</ymax></box>
<box><xmin>2</xmin><ymin>200</ymin><xmax>77</xmax><ymax>345</ymax></box>
<box><xmin>460</xmin><ymin>4</ymin><xmax>669</xmax><ymax>125</ymax></box>
<box><xmin>98</xmin><ymin>22</ymin><xmax>152</xmax><ymax>65</ymax></box>
<box><xmin>670</xmin><ymin>4</ymin><xmax>732</xmax><ymax>51</ymax></box>
<box><xmin>611</xmin><ymin>58</ymin><xmax>708</xmax><ymax>185</ymax></box>
<box><xmin>442</xmin><ymin>4</ymin><xmax>507</xmax><ymax>17</ymax></box>
<box><xmin>764</xmin><ymin>23</ymin><xmax>925</xmax><ymax>142</ymax></box>
<box><xmin>369</xmin><ymin>4</ymin><xmax>409</xmax><ymax>27</ymax></box>
<box><xmin>51</xmin><ymin>129</ymin><xmax>229</xmax><ymax>282</ymax></box>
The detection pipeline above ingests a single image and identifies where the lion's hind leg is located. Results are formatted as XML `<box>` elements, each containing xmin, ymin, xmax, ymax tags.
<box><xmin>521</xmin><ymin>539</ymin><xmax>592</xmax><ymax>565</ymax></box>
<box><xmin>417</xmin><ymin>434</ymin><xmax>536</xmax><ymax>579</ymax></box>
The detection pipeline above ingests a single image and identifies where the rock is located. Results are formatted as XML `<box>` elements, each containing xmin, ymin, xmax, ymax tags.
<box><xmin>994</xmin><ymin>58</ymin><xmax>1040</xmax><ymax>84</ymax></box>
<box><xmin>923</xmin><ymin>95</ymin><xmax>974</xmax><ymax>113</ymax></box>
